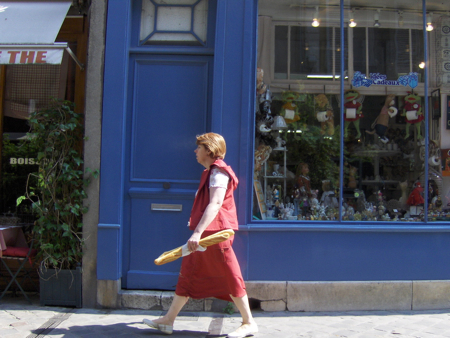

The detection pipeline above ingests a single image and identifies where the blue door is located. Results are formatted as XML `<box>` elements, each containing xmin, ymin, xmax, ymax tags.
<box><xmin>98</xmin><ymin>0</ymin><xmax>256</xmax><ymax>287</ymax></box>
<box><xmin>122</xmin><ymin>54</ymin><xmax>214</xmax><ymax>289</ymax></box>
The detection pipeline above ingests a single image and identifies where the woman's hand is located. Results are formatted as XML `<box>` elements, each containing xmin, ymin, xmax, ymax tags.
<box><xmin>187</xmin><ymin>232</ymin><xmax>201</xmax><ymax>252</ymax></box>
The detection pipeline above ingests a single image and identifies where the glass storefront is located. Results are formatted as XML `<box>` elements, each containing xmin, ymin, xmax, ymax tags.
<box><xmin>254</xmin><ymin>0</ymin><xmax>447</xmax><ymax>223</ymax></box>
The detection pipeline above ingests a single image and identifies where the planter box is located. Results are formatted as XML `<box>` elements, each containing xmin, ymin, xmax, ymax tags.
<box><xmin>40</xmin><ymin>267</ymin><xmax>82</xmax><ymax>308</ymax></box>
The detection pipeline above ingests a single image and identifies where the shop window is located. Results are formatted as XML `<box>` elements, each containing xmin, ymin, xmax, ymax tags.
<box><xmin>255</xmin><ymin>0</ymin><xmax>446</xmax><ymax>224</ymax></box>
<box><xmin>140</xmin><ymin>0</ymin><xmax>208</xmax><ymax>46</ymax></box>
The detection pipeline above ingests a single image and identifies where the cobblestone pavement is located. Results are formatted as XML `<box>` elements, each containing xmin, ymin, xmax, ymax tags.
<box><xmin>2</xmin><ymin>294</ymin><xmax>450</xmax><ymax>337</ymax></box>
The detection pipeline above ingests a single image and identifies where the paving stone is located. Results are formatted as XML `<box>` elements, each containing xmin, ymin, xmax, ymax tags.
<box><xmin>287</xmin><ymin>281</ymin><xmax>412</xmax><ymax>312</ymax></box>
<box><xmin>260</xmin><ymin>299</ymin><xmax>286</xmax><ymax>311</ymax></box>
<box><xmin>121</xmin><ymin>290</ymin><xmax>162</xmax><ymax>310</ymax></box>
<box><xmin>246</xmin><ymin>281</ymin><xmax>287</xmax><ymax>301</ymax></box>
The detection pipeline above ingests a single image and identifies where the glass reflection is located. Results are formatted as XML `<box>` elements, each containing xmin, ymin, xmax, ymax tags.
<box><xmin>255</xmin><ymin>0</ymin><xmax>447</xmax><ymax>223</ymax></box>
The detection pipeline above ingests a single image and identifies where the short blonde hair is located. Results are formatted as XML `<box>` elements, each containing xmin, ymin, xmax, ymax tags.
<box><xmin>196</xmin><ymin>133</ymin><xmax>226</xmax><ymax>159</ymax></box>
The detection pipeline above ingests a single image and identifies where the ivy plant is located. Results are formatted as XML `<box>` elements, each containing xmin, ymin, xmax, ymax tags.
<box><xmin>17</xmin><ymin>99</ymin><xmax>98</xmax><ymax>271</ymax></box>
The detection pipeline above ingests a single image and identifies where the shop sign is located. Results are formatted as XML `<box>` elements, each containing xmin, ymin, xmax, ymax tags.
<box><xmin>351</xmin><ymin>71</ymin><xmax>418</xmax><ymax>89</ymax></box>
<box><xmin>9</xmin><ymin>157</ymin><xmax>37</xmax><ymax>165</ymax></box>
<box><xmin>0</xmin><ymin>48</ymin><xmax>64</xmax><ymax>64</ymax></box>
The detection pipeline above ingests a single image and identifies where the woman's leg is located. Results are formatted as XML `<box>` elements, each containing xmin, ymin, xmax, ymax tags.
<box><xmin>153</xmin><ymin>294</ymin><xmax>189</xmax><ymax>326</ymax></box>
<box><xmin>230</xmin><ymin>294</ymin><xmax>255</xmax><ymax>324</ymax></box>
<box><xmin>228</xmin><ymin>294</ymin><xmax>258</xmax><ymax>338</ymax></box>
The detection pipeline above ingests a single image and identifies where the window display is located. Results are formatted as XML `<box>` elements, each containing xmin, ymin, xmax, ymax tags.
<box><xmin>254</xmin><ymin>0</ymin><xmax>447</xmax><ymax>223</ymax></box>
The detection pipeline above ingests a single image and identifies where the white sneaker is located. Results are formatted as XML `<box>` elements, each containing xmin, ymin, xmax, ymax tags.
<box><xmin>227</xmin><ymin>322</ymin><xmax>258</xmax><ymax>338</ymax></box>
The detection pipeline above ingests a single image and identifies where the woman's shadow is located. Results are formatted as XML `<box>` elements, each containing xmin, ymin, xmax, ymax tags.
<box><xmin>31</xmin><ymin>321</ymin><xmax>228</xmax><ymax>337</ymax></box>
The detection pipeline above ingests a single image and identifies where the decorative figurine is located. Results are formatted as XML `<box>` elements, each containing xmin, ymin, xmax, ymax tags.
<box><xmin>407</xmin><ymin>181</ymin><xmax>424</xmax><ymax>205</ymax></box>
<box><xmin>296</xmin><ymin>163</ymin><xmax>312</xmax><ymax>216</ymax></box>
<box><xmin>321</xmin><ymin>180</ymin><xmax>338</xmax><ymax>209</ymax></box>
<box><xmin>274</xmin><ymin>135</ymin><xmax>285</xmax><ymax>150</ymax></box>
<box><xmin>280</xmin><ymin>91</ymin><xmax>301</xmax><ymax>125</ymax></box>
<box><xmin>365</xmin><ymin>94</ymin><xmax>397</xmax><ymax>143</ymax></box>
<box><xmin>255</xmin><ymin>67</ymin><xmax>275</xmax><ymax>146</ymax></box>
<box><xmin>343</xmin><ymin>89</ymin><xmax>364</xmax><ymax>139</ymax></box>
<box><xmin>315</xmin><ymin>94</ymin><xmax>334</xmax><ymax>137</ymax></box>
<box><xmin>402</xmin><ymin>91</ymin><xmax>423</xmax><ymax>139</ymax></box>
<box><xmin>310</xmin><ymin>190</ymin><xmax>319</xmax><ymax>213</ymax></box>
<box><xmin>398</xmin><ymin>180</ymin><xmax>409</xmax><ymax>211</ymax></box>
<box><xmin>347</xmin><ymin>165</ymin><xmax>358</xmax><ymax>189</ymax></box>
<box><xmin>273</xmin><ymin>186</ymin><xmax>280</xmax><ymax>203</ymax></box>
<box><xmin>256</xmin><ymin>68</ymin><xmax>267</xmax><ymax>96</ymax></box>
<box><xmin>435</xmin><ymin>196</ymin><xmax>443</xmax><ymax>212</ymax></box>
<box><xmin>254</xmin><ymin>144</ymin><xmax>272</xmax><ymax>176</ymax></box>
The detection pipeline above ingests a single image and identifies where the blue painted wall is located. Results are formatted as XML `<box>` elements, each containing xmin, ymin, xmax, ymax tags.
<box><xmin>98</xmin><ymin>0</ymin><xmax>450</xmax><ymax>286</ymax></box>
<box><xmin>98</xmin><ymin>0</ymin><xmax>131</xmax><ymax>280</ymax></box>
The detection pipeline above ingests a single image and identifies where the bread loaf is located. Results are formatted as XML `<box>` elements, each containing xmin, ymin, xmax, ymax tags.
<box><xmin>154</xmin><ymin>229</ymin><xmax>235</xmax><ymax>265</ymax></box>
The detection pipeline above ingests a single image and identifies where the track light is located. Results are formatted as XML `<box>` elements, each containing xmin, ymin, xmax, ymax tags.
<box><xmin>374</xmin><ymin>9</ymin><xmax>380</xmax><ymax>28</ymax></box>
<box><xmin>426</xmin><ymin>13</ymin><xmax>434</xmax><ymax>31</ymax></box>
<box><xmin>311</xmin><ymin>6</ymin><xmax>320</xmax><ymax>27</ymax></box>
<box><xmin>349</xmin><ymin>9</ymin><xmax>357</xmax><ymax>28</ymax></box>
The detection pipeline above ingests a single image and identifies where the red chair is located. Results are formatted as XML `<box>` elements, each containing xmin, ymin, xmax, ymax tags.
<box><xmin>0</xmin><ymin>239</ymin><xmax>38</xmax><ymax>303</ymax></box>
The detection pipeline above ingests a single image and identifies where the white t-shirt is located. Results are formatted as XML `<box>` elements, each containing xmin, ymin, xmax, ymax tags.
<box><xmin>209</xmin><ymin>168</ymin><xmax>229</xmax><ymax>189</ymax></box>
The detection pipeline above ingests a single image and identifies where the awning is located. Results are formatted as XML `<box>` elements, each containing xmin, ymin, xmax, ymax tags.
<box><xmin>0</xmin><ymin>1</ymin><xmax>83</xmax><ymax>68</ymax></box>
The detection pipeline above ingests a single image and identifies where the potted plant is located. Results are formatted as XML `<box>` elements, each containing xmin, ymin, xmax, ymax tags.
<box><xmin>17</xmin><ymin>99</ymin><xmax>98</xmax><ymax>307</ymax></box>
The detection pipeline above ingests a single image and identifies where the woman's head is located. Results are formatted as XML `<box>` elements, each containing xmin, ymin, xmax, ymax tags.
<box><xmin>196</xmin><ymin>133</ymin><xmax>226</xmax><ymax>159</ymax></box>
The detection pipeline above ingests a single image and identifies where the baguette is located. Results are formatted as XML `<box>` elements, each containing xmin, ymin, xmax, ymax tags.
<box><xmin>154</xmin><ymin>229</ymin><xmax>235</xmax><ymax>265</ymax></box>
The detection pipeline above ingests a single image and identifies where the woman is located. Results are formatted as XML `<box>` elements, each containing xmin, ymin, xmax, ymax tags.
<box><xmin>143</xmin><ymin>133</ymin><xmax>258</xmax><ymax>338</ymax></box>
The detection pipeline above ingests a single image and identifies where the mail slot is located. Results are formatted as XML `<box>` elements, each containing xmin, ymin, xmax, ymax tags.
<box><xmin>151</xmin><ymin>204</ymin><xmax>183</xmax><ymax>212</ymax></box>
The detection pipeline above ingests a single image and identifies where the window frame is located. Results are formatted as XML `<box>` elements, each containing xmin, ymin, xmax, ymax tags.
<box><xmin>249</xmin><ymin>1</ymin><xmax>449</xmax><ymax>230</ymax></box>
<box><xmin>130</xmin><ymin>0</ymin><xmax>217</xmax><ymax>54</ymax></box>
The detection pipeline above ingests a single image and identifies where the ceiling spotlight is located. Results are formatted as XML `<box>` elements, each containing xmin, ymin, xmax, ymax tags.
<box><xmin>374</xmin><ymin>9</ymin><xmax>381</xmax><ymax>28</ymax></box>
<box><xmin>312</xmin><ymin>6</ymin><xmax>320</xmax><ymax>27</ymax></box>
<box><xmin>426</xmin><ymin>12</ymin><xmax>434</xmax><ymax>31</ymax></box>
<box><xmin>419</xmin><ymin>61</ymin><xmax>425</xmax><ymax>69</ymax></box>
<box><xmin>349</xmin><ymin>9</ymin><xmax>357</xmax><ymax>28</ymax></box>
<box><xmin>398</xmin><ymin>11</ymin><xmax>404</xmax><ymax>27</ymax></box>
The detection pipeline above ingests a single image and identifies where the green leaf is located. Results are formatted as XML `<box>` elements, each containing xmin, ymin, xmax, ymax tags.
<box><xmin>16</xmin><ymin>196</ymin><xmax>26</xmax><ymax>206</ymax></box>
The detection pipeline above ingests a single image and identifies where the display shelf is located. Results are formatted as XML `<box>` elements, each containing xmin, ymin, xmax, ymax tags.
<box><xmin>352</xmin><ymin>149</ymin><xmax>401</xmax><ymax>157</ymax></box>
<box><xmin>264</xmin><ymin>148</ymin><xmax>287</xmax><ymax>203</ymax></box>
<box><xmin>361</xmin><ymin>180</ymin><xmax>399</xmax><ymax>185</ymax></box>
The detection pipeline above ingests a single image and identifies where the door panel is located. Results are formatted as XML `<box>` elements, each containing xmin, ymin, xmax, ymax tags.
<box><xmin>123</xmin><ymin>55</ymin><xmax>213</xmax><ymax>289</ymax></box>
<box><xmin>127</xmin><ymin>190</ymin><xmax>194</xmax><ymax>289</ymax></box>
<box><xmin>131</xmin><ymin>58</ymin><xmax>210</xmax><ymax>181</ymax></box>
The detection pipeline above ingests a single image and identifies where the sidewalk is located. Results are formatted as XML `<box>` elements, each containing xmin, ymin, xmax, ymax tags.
<box><xmin>2</xmin><ymin>294</ymin><xmax>450</xmax><ymax>337</ymax></box>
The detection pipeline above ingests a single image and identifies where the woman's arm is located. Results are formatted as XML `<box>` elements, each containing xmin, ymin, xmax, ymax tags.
<box><xmin>187</xmin><ymin>186</ymin><xmax>226</xmax><ymax>252</ymax></box>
